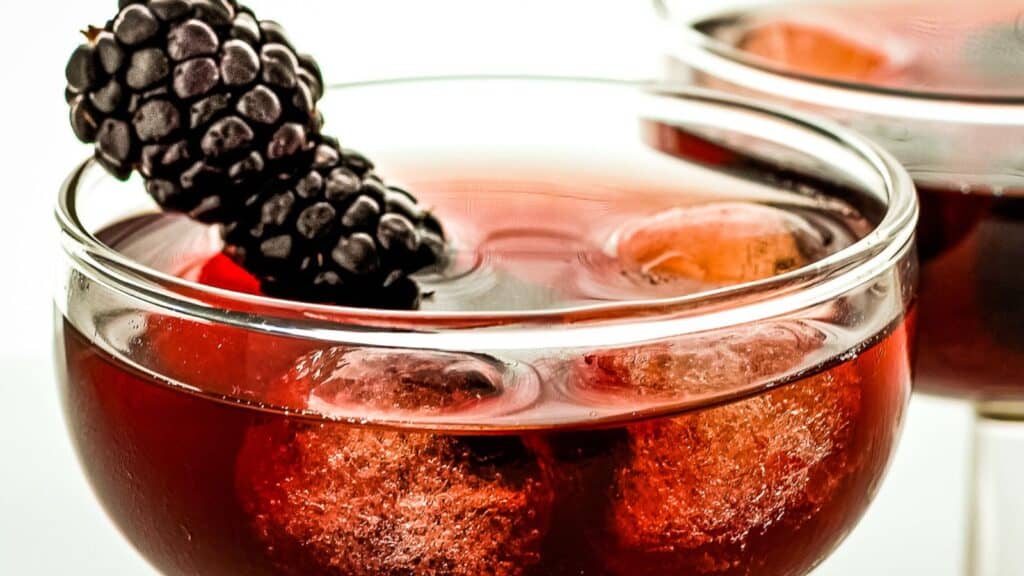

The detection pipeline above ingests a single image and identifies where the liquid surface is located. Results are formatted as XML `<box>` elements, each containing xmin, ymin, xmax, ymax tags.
<box><xmin>93</xmin><ymin>173</ymin><xmax>888</xmax><ymax>428</ymax></box>
<box><xmin>104</xmin><ymin>175</ymin><xmax>868</xmax><ymax>314</ymax></box>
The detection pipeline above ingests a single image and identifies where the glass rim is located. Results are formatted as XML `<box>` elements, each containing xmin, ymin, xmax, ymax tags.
<box><xmin>663</xmin><ymin>3</ymin><xmax>1024</xmax><ymax>125</ymax></box>
<box><xmin>56</xmin><ymin>75</ymin><xmax>917</xmax><ymax>351</ymax></box>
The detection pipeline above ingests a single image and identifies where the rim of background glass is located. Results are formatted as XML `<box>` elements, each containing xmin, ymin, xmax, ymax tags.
<box><xmin>57</xmin><ymin>75</ymin><xmax>917</xmax><ymax>352</ymax></box>
<box><xmin>657</xmin><ymin>0</ymin><xmax>1024</xmax><ymax>124</ymax></box>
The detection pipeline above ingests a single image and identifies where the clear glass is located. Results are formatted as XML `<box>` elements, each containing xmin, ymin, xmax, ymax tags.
<box><xmin>658</xmin><ymin>3</ymin><xmax>1024</xmax><ymax>573</ymax></box>
<box><xmin>55</xmin><ymin>77</ymin><xmax>916</xmax><ymax>576</ymax></box>
<box><xmin>970</xmin><ymin>401</ymin><xmax>1024</xmax><ymax>576</ymax></box>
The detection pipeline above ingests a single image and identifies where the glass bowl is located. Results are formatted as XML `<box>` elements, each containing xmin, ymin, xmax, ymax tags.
<box><xmin>55</xmin><ymin>76</ymin><xmax>916</xmax><ymax>576</ymax></box>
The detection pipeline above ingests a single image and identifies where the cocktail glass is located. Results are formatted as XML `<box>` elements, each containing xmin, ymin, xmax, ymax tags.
<box><xmin>55</xmin><ymin>77</ymin><xmax>917</xmax><ymax>575</ymax></box>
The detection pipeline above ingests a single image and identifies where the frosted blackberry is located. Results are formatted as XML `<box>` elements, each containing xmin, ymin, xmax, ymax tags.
<box><xmin>65</xmin><ymin>0</ymin><xmax>446</xmax><ymax>309</ymax></box>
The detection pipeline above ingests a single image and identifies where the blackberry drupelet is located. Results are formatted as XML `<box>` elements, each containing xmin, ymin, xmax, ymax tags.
<box><xmin>65</xmin><ymin>0</ymin><xmax>446</xmax><ymax>309</ymax></box>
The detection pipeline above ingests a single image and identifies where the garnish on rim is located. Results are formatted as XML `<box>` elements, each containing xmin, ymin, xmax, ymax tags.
<box><xmin>66</xmin><ymin>0</ymin><xmax>446</xmax><ymax>309</ymax></box>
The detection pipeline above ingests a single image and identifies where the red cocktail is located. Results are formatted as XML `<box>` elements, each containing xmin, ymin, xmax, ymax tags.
<box><xmin>56</xmin><ymin>79</ymin><xmax>916</xmax><ymax>575</ymax></box>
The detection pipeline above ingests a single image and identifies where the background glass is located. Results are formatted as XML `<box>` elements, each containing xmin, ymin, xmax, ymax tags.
<box><xmin>657</xmin><ymin>2</ymin><xmax>1024</xmax><ymax>573</ymax></box>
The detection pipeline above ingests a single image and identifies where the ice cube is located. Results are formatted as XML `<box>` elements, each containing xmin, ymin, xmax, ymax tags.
<box><xmin>235</xmin><ymin>347</ymin><xmax>554</xmax><ymax>575</ymax></box>
<box><xmin>559</xmin><ymin>317</ymin><xmax>865</xmax><ymax>574</ymax></box>
<box><xmin>591</xmin><ymin>364</ymin><xmax>864</xmax><ymax>575</ymax></box>
<box><xmin>616</xmin><ymin>202</ymin><xmax>829</xmax><ymax>286</ymax></box>
<box><xmin>264</xmin><ymin>345</ymin><xmax>542</xmax><ymax>421</ymax></box>
<box><xmin>236</xmin><ymin>423</ymin><xmax>553</xmax><ymax>576</ymax></box>
<box><xmin>280</xmin><ymin>347</ymin><xmax>506</xmax><ymax>416</ymax></box>
<box><xmin>570</xmin><ymin>321</ymin><xmax>827</xmax><ymax>403</ymax></box>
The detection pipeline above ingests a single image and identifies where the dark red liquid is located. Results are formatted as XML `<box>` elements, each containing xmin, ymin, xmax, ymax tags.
<box><xmin>57</xmin><ymin>319</ymin><xmax>910</xmax><ymax>576</ymax></box>
<box><xmin>57</xmin><ymin>253</ymin><xmax>912</xmax><ymax>576</ymax></box>
<box><xmin>916</xmin><ymin>189</ymin><xmax>1024</xmax><ymax>399</ymax></box>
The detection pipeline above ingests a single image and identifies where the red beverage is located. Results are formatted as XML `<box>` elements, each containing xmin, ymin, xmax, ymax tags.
<box><xmin>56</xmin><ymin>79</ymin><xmax>915</xmax><ymax>575</ymax></box>
<box><xmin>676</xmin><ymin>0</ymin><xmax>1024</xmax><ymax>399</ymax></box>
<box><xmin>916</xmin><ymin>189</ymin><xmax>1024</xmax><ymax>399</ymax></box>
<box><xmin>57</xmin><ymin>313</ymin><xmax>910</xmax><ymax>576</ymax></box>
<box><xmin>57</xmin><ymin>218</ymin><xmax>911</xmax><ymax>575</ymax></box>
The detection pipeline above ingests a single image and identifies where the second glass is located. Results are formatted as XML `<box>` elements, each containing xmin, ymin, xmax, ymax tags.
<box><xmin>658</xmin><ymin>2</ymin><xmax>1024</xmax><ymax>573</ymax></box>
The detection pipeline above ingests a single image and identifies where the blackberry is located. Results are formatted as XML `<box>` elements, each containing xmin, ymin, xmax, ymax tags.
<box><xmin>223</xmin><ymin>138</ymin><xmax>446</xmax><ymax>308</ymax></box>
<box><xmin>65</xmin><ymin>0</ymin><xmax>445</xmax><ymax>309</ymax></box>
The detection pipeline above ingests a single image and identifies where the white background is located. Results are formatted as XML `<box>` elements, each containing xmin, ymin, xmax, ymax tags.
<box><xmin>0</xmin><ymin>1</ymin><xmax>973</xmax><ymax>574</ymax></box>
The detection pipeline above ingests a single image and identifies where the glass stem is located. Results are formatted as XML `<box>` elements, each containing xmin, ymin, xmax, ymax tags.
<box><xmin>969</xmin><ymin>402</ymin><xmax>1024</xmax><ymax>576</ymax></box>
